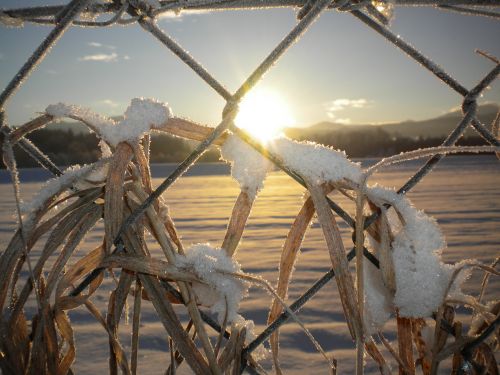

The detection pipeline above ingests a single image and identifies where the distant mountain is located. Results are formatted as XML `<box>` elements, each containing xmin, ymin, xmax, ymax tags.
<box><xmin>41</xmin><ymin>103</ymin><xmax>498</xmax><ymax>140</ymax></box>
<box><xmin>285</xmin><ymin>103</ymin><xmax>499</xmax><ymax>139</ymax></box>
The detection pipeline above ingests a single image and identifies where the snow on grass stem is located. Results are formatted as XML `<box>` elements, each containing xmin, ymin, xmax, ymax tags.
<box><xmin>366</xmin><ymin>185</ymin><xmax>452</xmax><ymax>318</ymax></box>
<box><xmin>21</xmin><ymin>158</ymin><xmax>111</xmax><ymax>217</ymax></box>
<box><xmin>46</xmin><ymin>98</ymin><xmax>173</xmax><ymax>147</ymax></box>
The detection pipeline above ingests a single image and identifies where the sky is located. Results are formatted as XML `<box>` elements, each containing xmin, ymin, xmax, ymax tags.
<box><xmin>1</xmin><ymin>1</ymin><xmax>499</xmax><ymax>128</ymax></box>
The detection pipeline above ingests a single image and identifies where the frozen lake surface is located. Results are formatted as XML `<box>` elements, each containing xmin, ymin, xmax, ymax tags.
<box><xmin>1</xmin><ymin>155</ymin><xmax>499</xmax><ymax>374</ymax></box>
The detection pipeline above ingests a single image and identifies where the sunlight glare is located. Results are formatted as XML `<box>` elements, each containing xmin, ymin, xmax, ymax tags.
<box><xmin>235</xmin><ymin>88</ymin><xmax>295</xmax><ymax>142</ymax></box>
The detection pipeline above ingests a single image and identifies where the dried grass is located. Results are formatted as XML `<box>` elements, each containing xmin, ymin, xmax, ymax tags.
<box><xmin>1</xmin><ymin>112</ymin><xmax>499</xmax><ymax>375</ymax></box>
<box><xmin>2</xmin><ymin>1</ymin><xmax>499</xmax><ymax>373</ymax></box>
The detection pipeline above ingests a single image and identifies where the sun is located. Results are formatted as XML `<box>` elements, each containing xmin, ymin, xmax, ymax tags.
<box><xmin>234</xmin><ymin>88</ymin><xmax>295</xmax><ymax>142</ymax></box>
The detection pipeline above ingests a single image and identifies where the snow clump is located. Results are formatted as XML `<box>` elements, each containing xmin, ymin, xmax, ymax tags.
<box><xmin>46</xmin><ymin>98</ymin><xmax>172</xmax><ymax>146</ymax></box>
<box><xmin>176</xmin><ymin>243</ymin><xmax>248</xmax><ymax>324</ymax></box>
<box><xmin>367</xmin><ymin>186</ymin><xmax>453</xmax><ymax>318</ymax></box>
<box><xmin>270</xmin><ymin>138</ymin><xmax>363</xmax><ymax>185</ymax></box>
<box><xmin>220</xmin><ymin>135</ymin><xmax>272</xmax><ymax>199</ymax></box>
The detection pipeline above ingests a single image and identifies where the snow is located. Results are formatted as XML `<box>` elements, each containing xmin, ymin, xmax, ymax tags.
<box><xmin>270</xmin><ymin>138</ymin><xmax>363</xmax><ymax>186</ymax></box>
<box><xmin>363</xmin><ymin>260</ymin><xmax>392</xmax><ymax>335</ymax></box>
<box><xmin>176</xmin><ymin>243</ymin><xmax>248</xmax><ymax>324</ymax></box>
<box><xmin>220</xmin><ymin>135</ymin><xmax>272</xmax><ymax>199</ymax></box>
<box><xmin>221</xmin><ymin>135</ymin><xmax>363</xmax><ymax>197</ymax></box>
<box><xmin>367</xmin><ymin>186</ymin><xmax>453</xmax><ymax>317</ymax></box>
<box><xmin>174</xmin><ymin>243</ymin><xmax>269</xmax><ymax>358</ymax></box>
<box><xmin>21</xmin><ymin>163</ymin><xmax>98</xmax><ymax>215</ymax></box>
<box><xmin>46</xmin><ymin>98</ymin><xmax>172</xmax><ymax>146</ymax></box>
<box><xmin>220</xmin><ymin>133</ymin><xmax>455</xmax><ymax>318</ymax></box>
<box><xmin>1</xmin><ymin>156</ymin><xmax>497</xmax><ymax>374</ymax></box>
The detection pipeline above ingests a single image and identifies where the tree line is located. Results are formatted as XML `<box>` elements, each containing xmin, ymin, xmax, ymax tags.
<box><xmin>0</xmin><ymin>127</ymin><xmax>489</xmax><ymax>168</ymax></box>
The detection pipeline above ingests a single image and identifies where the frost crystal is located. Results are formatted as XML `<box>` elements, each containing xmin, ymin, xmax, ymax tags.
<box><xmin>176</xmin><ymin>244</ymin><xmax>248</xmax><ymax>324</ymax></box>
<box><xmin>220</xmin><ymin>135</ymin><xmax>272</xmax><ymax>199</ymax></box>
<box><xmin>367</xmin><ymin>186</ymin><xmax>453</xmax><ymax>317</ymax></box>
<box><xmin>270</xmin><ymin>138</ymin><xmax>362</xmax><ymax>185</ymax></box>
<box><xmin>46</xmin><ymin>98</ymin><xmax>172</xmax><ymax>146</ymax></box>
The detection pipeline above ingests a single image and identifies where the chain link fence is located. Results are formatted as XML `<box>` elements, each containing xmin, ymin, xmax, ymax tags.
<box><xmin>1</xmin><ymin>1</ymin><xmax>499</xmax><ymax>374</ymax></box>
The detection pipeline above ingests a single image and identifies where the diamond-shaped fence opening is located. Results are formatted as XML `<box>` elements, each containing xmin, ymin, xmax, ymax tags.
<box><xmin>0</xmin><ymin>1</ymin><xmax>499</xmax><ymax>374</ymax></box>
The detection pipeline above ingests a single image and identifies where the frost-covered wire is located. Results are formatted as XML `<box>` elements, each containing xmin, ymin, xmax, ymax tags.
<box><xmin>438</xmin><ymin>4</ymin><xmax>500</xmax><ymax>19</ymax></box>
<box><xmin>0</xmin><ymin>114</ymin><xmax>42</xmax><ymax>312</ymax></box>
<box><xmin>0</xmin><ymin>0</ymin><xmax>93</xmax><ymax>108</ymax></box>
<box><xmin>1</xmin><ymin>0</ymin><xmax>500</xmax><ymax>370</ymax></box>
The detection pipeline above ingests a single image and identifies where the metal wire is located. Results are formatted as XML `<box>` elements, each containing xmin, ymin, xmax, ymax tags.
<box><xmin>1</xmin><ymin>1</ymin><xmax>499</xmax><ymax>373</ymax></box>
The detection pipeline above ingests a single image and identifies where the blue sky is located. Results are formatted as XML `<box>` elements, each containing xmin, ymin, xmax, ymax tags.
<box><xmin>1</xmin><ymin>1</ymin><xmax>499</xmax><ymax>127</ymax></box>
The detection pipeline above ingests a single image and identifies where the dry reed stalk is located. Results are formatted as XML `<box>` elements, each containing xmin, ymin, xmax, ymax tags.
<box><xmin>107</xmin><ymin>270</ymin><xmax>134</xmax><ymax>374</ymax></box>
<box><xmin>127</xmin><ymin>183</ymin><xmax>221</xmax><ymax>373</ymax></box>
<box><xmin>355</xmin><ymin>188</ymin><xmax>366</xmax><ymax>375</ymax></box>
<box><xmin>232</xmin><ymin>327</ymin><xmax>246</xmax><ymax>375</ymax></box>
<box><xmin>0</xmin><ymin>169</ymin><xmax>92</xmax><ymax>314</ymax></box>
<box><xmin>218</xmin><ymin>325</ymin><xmax>239</xmax><ymax>371</ymax></box>
<box><xmin>228</xmin><ymin>270</ymin><xmax>334</xmax><ymax>369</ymax></box>
<box><xmin>55</xmin><ymin>245</ymin><xmax>105</xmax><ymax>309</ymax></box>
<box><xmin>214</xmin><ymin>298</ymin><xmax>229</xmax><ymax>358</ymax></box>
<box><xmin>45</xmin><ymin>205</ymin><xmax>102</xmax><ymax>297</ymax></box>
<box><xmin>396</xmin><ymin>314</ymin><xmax>415</xmax><ymax>375</ymax></box>
<box><xmin>472</xmin><ymin>343</ymin><xmax>499</xmax><ymax>374</ymax></box>
<box><xmin>166</xmin><ymin>320</ymin><xmax>196</xmax><ymax>374</ymax></box>
<box><xmin>379</xmin><ymin>333</ymin><xmax>410</xmax><ymax>373</ymax></box>
<box><xmin>132</xmin><ymin>142</ymin><xmax>153</xmax><ymax>194</ymax></box>
<box><xmin>491</xmin><ymin>109</ymin><xmax>500</xmax><ymax>160</ymax></box>
<box><xmin>368</xmin><ymin>202</ymin><xmax>396</xmax><ymax>294</ymax></box>
<box><xmin>129</xmin><ymin>182</ymin><xmax>220</xmax><ymax>375</ymax></box>
<box><xmin>267</xmin><ymin>194</ymin><xmax>317</xmax><ymax>374</ymax></box>
<box><xmin>308</xmin><ymin>183</ymin><xmax>363</xmax><ymax>341</ymax></box>
<box><xmin>478</xmin><ymin>256</ymin><xmax>500</xmax><ymax>304</ymax></box>
<box><xmin>6</xmin><ymin>114</ymin><xmax>54</xmax><ymax>144</ymax></box>
<box><xmin>157</xmin><ymin>117</ymin><xmax>228</xmax><ymax>146</ymax></box>
<box><xmin>100</xmin><ymin>253</ymin><xmax>201</xmax><ymax>283</ymax></box>
<box><xmin>411</xmin><ymin>318</ymin><xmax>431</xmax><ymax>375</ymax></box>
<box><xmin>120</xmin><ymin>228</ymin><xmax>210</xmax><ymax>375</ymax></box>
<box><xmin>9</xmin><ymin>201</ymin><xmax>97</xmax><ymax>323</ymax></box>
<box><xmin>53</xmin><ymin>303</ymin><xmax>76</xmax><ymax>375</ymax></box>
<box><xmin>104</xmin><ymin>142</ymin><xmax>133</xmax><ymax>254</ymax></box>
<box><xmin>450</xmin><ymin>322</ymin><xmax>464</xmax><ymax>374</ymax></box>
<box><xmin>365</xmin><ymin>338</ymin><xmax>391</xmax><ymax>375</ymax></box>
<box><xmin>222</xmin><ymin>190</ymin><xmax>254</xmax><ymax>257</ymax></box>
<box><xmin>84</xmin><ymin>299</ymin><xmax>131</xmax><ymax>374</ymax></box>
<box><xmin>430</xmin><ymin>305</ymin><xmax>455</xmax><ymax>375</ymax></box>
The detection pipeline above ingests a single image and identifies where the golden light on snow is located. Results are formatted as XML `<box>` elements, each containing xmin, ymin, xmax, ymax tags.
<box><xmin>235</xmin><ymin>88</ymin><xmax>295</xmax><ymax>142</ymax></box>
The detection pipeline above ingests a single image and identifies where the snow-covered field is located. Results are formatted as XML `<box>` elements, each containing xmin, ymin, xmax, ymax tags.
<box><xmin>0</xmin><ymin>155</ymin><xmax>498</xmax><ymax>374</ymax></box>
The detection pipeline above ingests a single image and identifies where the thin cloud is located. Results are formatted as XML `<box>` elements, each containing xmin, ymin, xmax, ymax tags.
<box><xmin>78</xmin><ymin>52</ymin><xmax>118</xmax><ymax>63</ymax></box>
<box><xmin>88</xmin><ymin>41</ymin><xmax>116</xmax><ymax>50</ymax></box>
<box><xmin>325</xmin><ymin>98</ymin><xmax>370</xmax><ymax>112</ymax></box>
<box><xmin>0</xmin><ymin>53</ymin><xmax>4</xmax><ymax>61</ymax></box>
<box><xmin>324</xmin><ymin>98</ymin><xmax>372</xmax><ymax>123</ymax></box>
<box><xmin>100</xmin><ymin>99</ymin><xmax>120</xmax><ymax>108</ymax></box>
